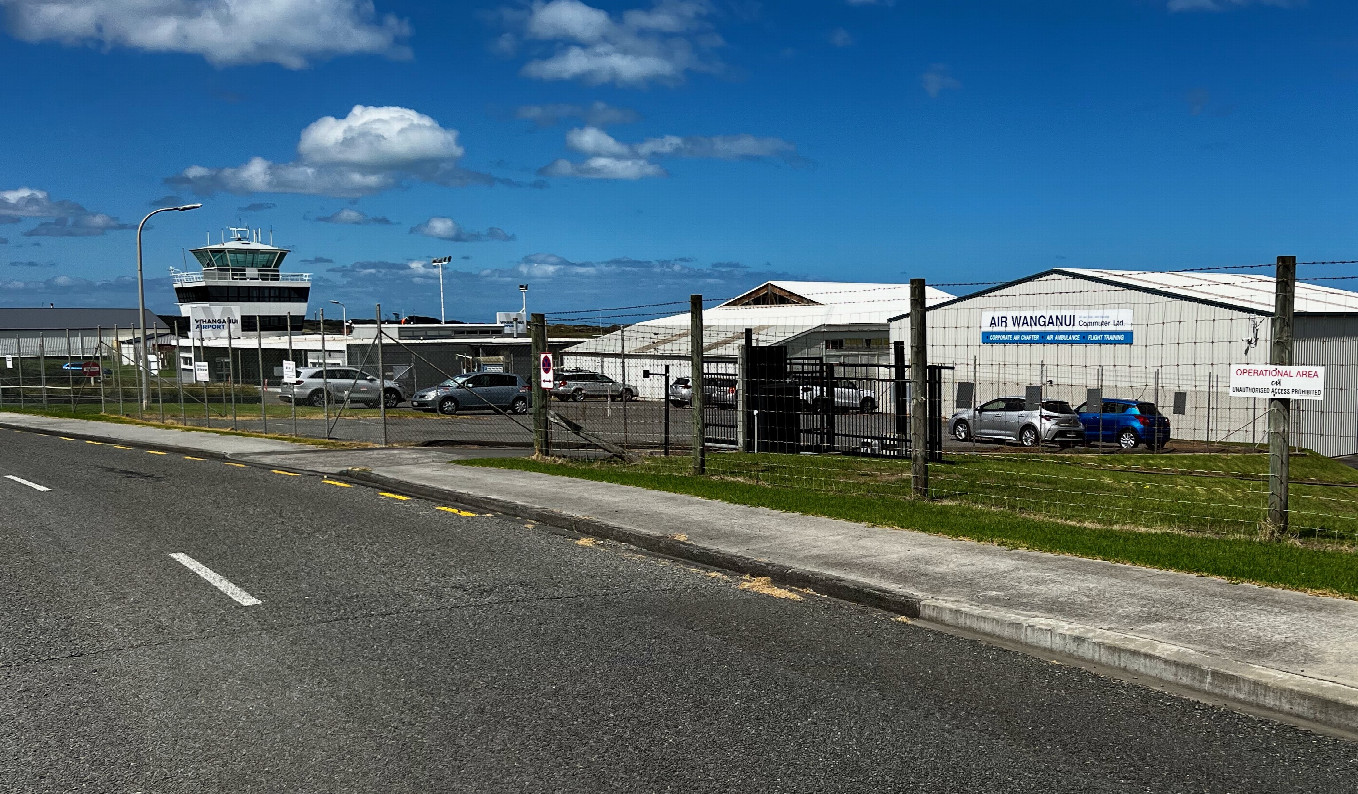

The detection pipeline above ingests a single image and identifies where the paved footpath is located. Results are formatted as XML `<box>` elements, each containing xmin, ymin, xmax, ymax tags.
<box><xmin>5</xmin><ymin>411</ymin><xmax>1357</xmax><ymax>739</ymax></box>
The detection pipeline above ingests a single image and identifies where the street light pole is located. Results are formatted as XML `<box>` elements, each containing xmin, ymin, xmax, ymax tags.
<box><xmin>329</xmin><ymin>300</ymin><xmax>347</xmax><ymax>335</ymax></box>
<box><xmin>518</xmin><ymin>284</ymin><xmax>528</xmax><ymax>337</ymax></box>
<box><xmin>432</xmin><ymin>256</ymin><xmax>452</xmax><ymax>323</ymax></box>
<box><xmin>137</xmin><ymin>203</ymin><xmax>202</xmax><ymax>410</ymax></box>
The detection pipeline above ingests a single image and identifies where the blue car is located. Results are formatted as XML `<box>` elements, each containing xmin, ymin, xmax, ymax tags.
<box><xmin>1075</xmin><ymin>398</ymin><xmax>1171</xmax><ymax>449</ymax></box>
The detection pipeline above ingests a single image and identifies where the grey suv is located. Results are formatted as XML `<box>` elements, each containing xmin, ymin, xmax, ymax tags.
<box><xmin>279</xmin><ymin>366</ymin><xmax>405</xmax><ymax>408</ymax></box>
<box><xmin>948</xmin><ymin>397</ymin><xmax>1085</xmax><ymax>448</ymax></box>
<box><xmin>550</xmin><ymin>370</ymin><xmax>637</xmax><ymax>402</ymax></box>
<box><xmin>410</xmin><ymin>372</ymin><xmax>531</xmax><ymax>415</ymax></box>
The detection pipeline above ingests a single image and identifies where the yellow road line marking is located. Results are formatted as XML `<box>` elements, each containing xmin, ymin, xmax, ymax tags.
<box><xmin>224</xmin><ymin>462</ymin><xmax>247</xmax><ymax>468</ymax></box>
<box><xmin>113</xmin><ymin>445</ymin><xmax>132</xmax><ymax>449</ymax></box>
<box><xmin>146</xmin><ymin>450</ymin><xmax>167</xmax><ymax>455</ymax></box>
<box><xmin>184</xmin><ymin>456</ymin><xmax>204</xmax><ymax>461</ymax></box>
<box><xmin>379</xmin><ymin>492</ymin><xmax>410</xmax><ymax>501</ymax></box>
<box><xmin>271</xmin><ymin>469</ymin><xmax>300</xmax><ymax>476</ymax></box>
<box><xmin>85</xmin><ymin>440</ymin><xmax>103</xmax><ymax>445</ymax></box>
<box><xmin>436</xmin><ymin>506</ymin><xmax>478</xmax><ymax>516</ymax></box>
<box><xmin>322</xmin><ymin>480</ymin><xmax>352</xmax><ymax>487</ymax></box>
<box><xmin>59</xmin><ymin>436</ymin><xmax>75</xmax><ymax>441</ymax></box>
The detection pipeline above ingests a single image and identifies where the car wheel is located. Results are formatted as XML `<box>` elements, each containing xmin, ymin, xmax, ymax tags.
<box><xmin>859</xmin><ymin>396</ymin><xmax>877</xmax><ymax>413</ymax></box>
<box><xmin>308</xmin><ymin>390</ymin><xmax>327</xmax><ymax>408</ymax></box>
<box><xmin>669</xmin><ymin>399</ymin><xmax>686</xmax><ymax>408</ymax></box>
<box><xmin>622</xmin><ymin>389</ymin><xmax>636</xmax><ymax>402</ymax></box>
<box><xmin>437</xmin><ymin>396</ymin><xmax>459</xmax><ymax>416</ymax></box>
<box><xmin>571</xmin><ymin>388</ymin><xmax>585</xmax><ymax>402</ymax></box>
<box><xmin>1118</xmin><ymin>429</ymin><xmax>1139</xmax><ymax>449</ymax></box>
<box><xmin>383</xmin><ymin>389</ymin><xmax>401</xmax><ymax>409</ymax></box>
<box><xmin>509</xmin><ymin>397</ymin><xmax>528</xmax><ymax>414</ymax></box>
<box><xmin>1019</xmin><ymin>425</ymin><xmax>1040</xmax><ymax>447</ymax></box>
<box><xmin>953</xmin><ymin>420</ymin><xmax>971</xmax><ymax>442</ymax></box>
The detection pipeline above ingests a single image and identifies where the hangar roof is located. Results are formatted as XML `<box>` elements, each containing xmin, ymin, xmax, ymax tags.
<box><xmin>890</xmin><ymin>267</ymin><xmax>1358</xmax><ymax>321</ymax></box>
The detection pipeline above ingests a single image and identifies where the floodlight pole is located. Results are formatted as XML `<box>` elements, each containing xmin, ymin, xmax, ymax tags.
<box><xmin>432</xmin><ymin>256</ymin><xmax>452</xmax><ymax>323</ymax></box>
<box><xmin>136</xmin><ymin>203</ymin><xmax>202</xmax><ymax>410</ymax></box>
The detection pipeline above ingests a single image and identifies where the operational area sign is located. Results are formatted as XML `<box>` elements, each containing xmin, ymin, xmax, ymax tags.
<box><xmin>981</xmin><ymin>309</ymin><xmax>1133</xmax><ymax>345</ymax></box>
<box><xmin>1229</xmin><ymin>364</ymin><xmax>1326</xmax><ymax>400</ymax></box>
<box><xmin>539</xmin><ymin>352</ymin><xmax>554</xmax><ymax>390</ymax></box>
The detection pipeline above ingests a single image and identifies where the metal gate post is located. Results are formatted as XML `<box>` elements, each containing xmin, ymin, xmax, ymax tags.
<box><xmin>257</xmin><ymin>316</ymin><xmax>268</xmax><ymax>434</ymax></box>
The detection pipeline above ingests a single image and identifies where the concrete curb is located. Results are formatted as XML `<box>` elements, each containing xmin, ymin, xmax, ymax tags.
<box><xmin>344</xmin><ymin>469</ymin><xmax>1358</xmax><ymax>738</ymax></box>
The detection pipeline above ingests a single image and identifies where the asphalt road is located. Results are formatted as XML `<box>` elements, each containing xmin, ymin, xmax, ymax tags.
<box><xmin>1</xmin><ymin>428</ymin><xmax>1354</xmax><ymax>793</ymax></box>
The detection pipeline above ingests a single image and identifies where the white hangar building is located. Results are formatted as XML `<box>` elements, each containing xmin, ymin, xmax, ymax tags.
<box><xmin>889</xmin><ymin>268</ymin><xmax>1358</xmax><ymax>457</ymax></box>
<box><xmin>564</xmin><ymin>280</ymin><xmax>955</xmax><ymax>400</ymax></box>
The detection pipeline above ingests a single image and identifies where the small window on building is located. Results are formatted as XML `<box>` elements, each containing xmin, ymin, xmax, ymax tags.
<box><xmin>825</xmin><ymin>339</ymin><xmax>845</xmax><ymax>350</ymax></box>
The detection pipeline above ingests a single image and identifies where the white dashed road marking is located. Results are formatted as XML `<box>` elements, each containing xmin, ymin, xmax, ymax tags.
<box><xmin>4</xmin><ymin>474</ymin><xmax>50</xmax><ymax>492</ymax></box>
<box><xmin>169</xmin><ymin>553</ymin><xmax>262</xmax><ymax>606</ymax></box>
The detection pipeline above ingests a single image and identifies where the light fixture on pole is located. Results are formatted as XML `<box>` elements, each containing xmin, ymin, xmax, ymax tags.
<box><xmin>329</xmin><ymin>300</ymin><xmax>347</xmax><ymax>334</ymax></box>
<box><xmin>432</xmin><ymin>256</ymin><xmax>452</xmax><ymax>323</ymax></box>
<box><xmin>518</xmin><ymin>284</ymin><xmax>529</xmax><ymax>337</ymax></box>
<box><xmin>136</xmin><ymin>202</ymin><xmax>202</xmax><ymax>410</ymax></box>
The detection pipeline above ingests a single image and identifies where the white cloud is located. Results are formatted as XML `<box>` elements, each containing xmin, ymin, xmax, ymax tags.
<box><xmin>167</xmin><ymin>106</ymin><xmax>492</xmax><ymax>197</ymax></box>
<box><xmin>317</xmin><ymin>208</ymin><xmax>394</xmax><ymax>225</ymax></box>
<box><xmin>512</xmin><ymin>0</ymin><xmax>722</xmax><ymax>87</ymax></box>
<box><xmin>542</xmin><ymin>125</ymin><xmax>803</xmax><ymax>179</ymax></box>
<box><xmin>540</xmin><ymin>157</ymin><xmax>666</xmax><ymax>180</ymax></box>
<box><xmin>828</xmin><ymin>28</ymin><xmax>853</xmax><ymax>47</ymax></box>
<box><xmin>0</xmin><ymin>187</ymin><xmax>130</xmax><ymax>236</ymax></box>
<box><xmin>410</xmin><ymin>217</ymin><xmax>515</xmax><ymax>242</ymax></box>
<box><xmin>921</xmin><ymin>63</ymin><xmax>961</xmax><ymax>98</ymax></box>
<box><xmin>515</xmin><ymin>101</ymin><xmax>640</xmax><ymax>128</ymax></box>
<box><xmin>0</xmin><ymin>187</ymin><xmax>85</xmax><ymax>219</ymax></box>
<box><xmin>0</xmin><ymin>0</ymin><xmax>411</xmax><ymax>68</ymax></box>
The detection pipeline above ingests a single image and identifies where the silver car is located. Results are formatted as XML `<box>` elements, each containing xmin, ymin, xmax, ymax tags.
<box><xmin>948</xmin><ymin>397</ymin><xmax>1085</xmax><ymax>448</ymax></box>
<box><xmin>666</xmin><ymin>376</ymin><xmax>737</xmax><ymax>408</ymax></box>
<box><xmin>279</xmin><ymin>366</ymin><xmax>405</xmax><ymax>408</ymax></box>
<box><xmin>550</xmin><ymin>370</ymin><xmax>638</xmax><ymax>402</ymax></box>
<box><xmin>410</xmin><ymin>371</ymin><xmax>531</xmax><ymax>415</ymax></box>
<box><xmin>799</xmin><ymin>379</ymin><xmax>877</xmax><ymax>413</ymax></box>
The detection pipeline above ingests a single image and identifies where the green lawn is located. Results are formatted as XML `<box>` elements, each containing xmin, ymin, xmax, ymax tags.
<box><xmin>460</xmin><ymin>453</ymin><xmax>1358</xmax><ymax>599</ymax></box>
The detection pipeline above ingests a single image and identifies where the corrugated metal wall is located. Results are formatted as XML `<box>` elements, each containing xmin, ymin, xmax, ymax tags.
<box><xmin>1294</xmin><ymin>316</ymin><xmax>1358</xmax><ymax>457</ymax></box>
<box><xmin>892</xmin><ymin>272</ymin><xmax>1281</xmax><ymax>449</ymax></box>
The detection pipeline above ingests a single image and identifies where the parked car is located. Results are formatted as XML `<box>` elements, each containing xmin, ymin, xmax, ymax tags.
<box><xmin>1076</xmin><ymin>398</ymin><xmax>1171</xmax><ymax>449</ymax></box>
<box><xmin>278</xmin><ymin>366</ymin><xmax>405</xmax><ymax>408</ymax></box>
<box><xmin>948</xmin><ymin>397</ymin><xmax>1086</xmax><ymax>447</ymax></box>
<box><xmin>410</xmin><ymin>371</ymin><xmax>531</xmax><ymax>415</ymax></box>
<box><xmin>799</xmin><ymin>379</ymin><xmax>878</xmax><ymax>413</ymax></box>
<box><xmin>666</xmin><ymin>376</ymin><xmax>738</xmax><ymax>408</ymax></box>
<box><xmin>668</xmin><ymin>377</ymin><xmax>692</xmax><ymax>407</ymax></box>
<box><xmin>550</xmin><ymin>369</ymin><xmax>638</xmax><ymax>402</ymax></box>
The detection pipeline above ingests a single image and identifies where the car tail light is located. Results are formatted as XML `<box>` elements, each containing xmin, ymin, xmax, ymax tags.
<box><xmin>1134</xmin><ymin>415</ymin><xmax>1152</xmax><ymax>426</ymax></box>
<box><xmin>292</xmin><ymin>379</ymin><xmax>305</xmax><ymax>385</ymax></box>
<box><xmin>519</xmin><ymin>385</ymin><xmax>529</xmax><ymax>392</ymax></box>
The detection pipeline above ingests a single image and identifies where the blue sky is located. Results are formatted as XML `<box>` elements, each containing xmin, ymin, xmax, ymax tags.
<box><xmin>2</xmin><ymin>0</ymin><xmax>1356</xmax><ymax>322</ymax></box>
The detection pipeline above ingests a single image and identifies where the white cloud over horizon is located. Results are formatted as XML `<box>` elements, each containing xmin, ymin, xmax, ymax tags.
<box><xmin>0</xmin><ymin>0</ymin><xmax>411</xmax><ymax>68</ymax></box>
<box><xmin>506</xmin><ymin>0</ymin><xmax>723</xmax><ymax>87</ymax></box>
<box><xmin>539</xmin><ymin>126</ymin><xmax>803</xmax><ymax>179</ymax></box>
<box><xmin>167</xmin><ymin>106</ymin><xmax>495</xmax><ymax>198</ymax></box>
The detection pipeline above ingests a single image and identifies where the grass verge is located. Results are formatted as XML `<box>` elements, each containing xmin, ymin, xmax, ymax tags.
<box><xmin>460</xmin><ymin>454</ymin><xmax>1358</xmax><ymax>599</ymax></box>
<box><xmin>0</xmin><ymin>406</ymin><xmax>369</xmax><ymax>449</ymax></box>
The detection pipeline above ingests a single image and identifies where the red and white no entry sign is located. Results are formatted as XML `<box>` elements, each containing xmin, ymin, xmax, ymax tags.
<box><xmin>539</xmin><ymin>352</ymin><xmax>554</xmax><ymax>390</ymax></box>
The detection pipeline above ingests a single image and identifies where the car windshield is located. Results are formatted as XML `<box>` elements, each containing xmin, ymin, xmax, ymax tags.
<box><xmin>1135</xmin><ymin>402</ymin><xmax>1161</xmax><ymax>415</ymax></box>
<box><xmin>1040</xmin><ymin>400</ymin><xmax>1076</xmax><ymax>414</ymax></box>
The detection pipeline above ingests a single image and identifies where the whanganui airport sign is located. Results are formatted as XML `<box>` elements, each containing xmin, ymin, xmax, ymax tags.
<box><xmin>981</xmin><ymin>309</ymin><xmax>1133</xmax><ymax>345</ymax></box>
<box><xmin>188</xmin><ymin>305</ymin><xmax>241</xmax><ymax>340</ymax></box>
